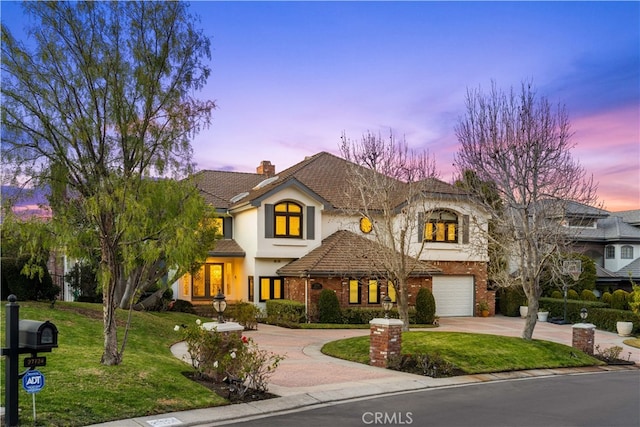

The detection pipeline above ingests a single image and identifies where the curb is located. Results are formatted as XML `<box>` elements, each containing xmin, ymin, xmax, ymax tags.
<box><xmin>86</xmin><ymin>364</ymin><xmax>639</xmax><ymax>427</ymax></box>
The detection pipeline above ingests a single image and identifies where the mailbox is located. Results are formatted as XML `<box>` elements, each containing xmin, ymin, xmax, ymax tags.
<box><xmin>18</xmin><ymin>320</ymin><xmax>58</xmax><ymax>352</ymax></box>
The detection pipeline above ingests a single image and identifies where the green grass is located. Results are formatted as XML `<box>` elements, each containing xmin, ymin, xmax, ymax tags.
<box><xmin>322</xmin><ymin>331</ymin><xmax>603</xmax><ymax>374</ymax></box>
<box><xmin>624</xmin><ymin>338</ymin><xmax>640</xmax><ymax>349</ymax></box>
<box><xmin>0</xmin><ymin>301</ymin><xmax>227</xmax><ymax>426</ymax></box>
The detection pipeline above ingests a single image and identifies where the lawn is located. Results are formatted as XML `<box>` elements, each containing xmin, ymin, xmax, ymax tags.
<box><xmin>0</xmin><ymin>301</ymin><xmax>227</xmax><ymax>427</ymax></box>
<box><xmin>322</xmin><ymin>331</ymin><xmax>603</xmax><ymax>374</ymax></box>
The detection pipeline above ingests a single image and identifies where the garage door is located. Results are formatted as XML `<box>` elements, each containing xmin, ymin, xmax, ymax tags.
<box><xmin>432</xmin><ymin>276</ymin><xmax>474</xmax><ymax>317</ymax></box>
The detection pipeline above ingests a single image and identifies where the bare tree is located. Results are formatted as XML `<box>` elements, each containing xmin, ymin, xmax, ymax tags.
<box><xmin>454</xmin><ymin>81</ymin><xmax>598</xmax><ymax>339</ymax></box>
<box><xmin>340</xmin><ymin>131</ymin><xmax>438</xmax><ymax>330</ymax></box>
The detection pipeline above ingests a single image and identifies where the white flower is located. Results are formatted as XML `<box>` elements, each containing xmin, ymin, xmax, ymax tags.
<box><xmin>173</xmin><ymin>325</ymin><xmax>180</xmax><ymax>332</ymax></box>
<box><xmin>196</xmin><ymin>319</ymin><xmax>202</xmax><ymax>325</ymax></box>
<box><xmin>213</xmin><ymin>361</ymin><xmax>219</xmax><ymax>368</ymax></box>
<box><xmin>230</xmin><ymin>351</ymin><xmax>236</xmax><ymax>359</ymax></box>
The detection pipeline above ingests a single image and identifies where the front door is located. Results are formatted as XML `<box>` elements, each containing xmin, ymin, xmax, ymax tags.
<box><xmin>192</xmin><ymin>263</ymin><xmax>224</xmax><ymax>300</ymax></box>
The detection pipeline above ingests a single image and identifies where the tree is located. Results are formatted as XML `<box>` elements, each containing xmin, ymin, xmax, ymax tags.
<box><xmin>2</xmin><ymin>2</ymin><xmax>216</xmax><ymax>365</ymax></box>
<box><xmin>454</xmin><ymin>81</ymin><xmax>598</xmax><ymax>339</ymax></box>
<box><xmin>340</xmin><ymin>130</ymin><xmax>438</xmax><ymax>331</ymax></box>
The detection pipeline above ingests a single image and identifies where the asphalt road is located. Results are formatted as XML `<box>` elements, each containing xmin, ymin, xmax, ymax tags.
<box><xmin>220</xmin><ymin>371</ymin><xmax>640</xmax><ymax>427</ymax></box>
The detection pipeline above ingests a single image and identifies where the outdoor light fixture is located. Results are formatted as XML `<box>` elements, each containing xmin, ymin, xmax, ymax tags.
<box><xmin>580</xmin><ymin>307</ymin><xmax>588</xmax><ymax>322</ymax></box>
<box><xmin>212</xmin><ymin>289</ymin><xmax>227</xmax><ymax>323</ymax></box>
<box><xmin>382</xmin><ymin>295</ymin><xmax>393</xmax><ymax>319</ymax></box>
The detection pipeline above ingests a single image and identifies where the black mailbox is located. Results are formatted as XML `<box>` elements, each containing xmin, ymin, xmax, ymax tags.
<box><xmin>18</xmin><ymin>320</ymin><xmax>58</xmax><ymax>352</ymax></box>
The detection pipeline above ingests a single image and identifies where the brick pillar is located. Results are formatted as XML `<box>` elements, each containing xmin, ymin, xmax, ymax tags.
<box><xmin>572</xmin><ymin>323</ymin><xmax>596</xmax><ymax>355</ymax></box>
<box><xmin>369</xmin><ymin>318</ymin><xmax>404</xmax><ymax>368</ymax></box>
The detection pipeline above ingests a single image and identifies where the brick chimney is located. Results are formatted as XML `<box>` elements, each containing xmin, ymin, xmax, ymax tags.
<box><xmin>257</xmin><ymin>160</ymin><xmax>275</xmax><ymax>177</ymax></box>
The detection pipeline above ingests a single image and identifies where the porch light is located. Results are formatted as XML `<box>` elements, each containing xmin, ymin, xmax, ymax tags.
<box><xmin>580</xmin><ymin>307</ymin><xmax>588</xmax><ymax>322</ymax></box>
<box><xmin>212</xmin><ymin>289</ymin><xmax>227</xmax><ymax>323</ymax></box>
<box><xmin>382</xmin><ymin>295</ymin><xmax>393</xmax><ymax>319</ymax></box>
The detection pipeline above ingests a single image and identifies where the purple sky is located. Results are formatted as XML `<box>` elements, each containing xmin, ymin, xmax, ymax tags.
<box><xmin>2</xmin><ymin>1</ymin><xmax>638</xmax><ymax>211</ymax></box>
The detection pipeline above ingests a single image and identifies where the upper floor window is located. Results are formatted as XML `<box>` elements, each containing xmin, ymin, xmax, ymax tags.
<box><xmin>621</xmin><ymin>245</ymin><xmax>634</xmax><ymax>259</ymax></box>
<box><xmin>360</xmin><ymin>217</ymin><xmax>372</xmax><ymax>234</ymax></box>
<box><xmin>274</xmin><ymin>201</ymin><xmax>302</xmax><ymax>238</ymax></box>
<box><xmin>424</xmin><ymin>210</ymin><xmax>458</xmax><ymax>243</ymax></box>
<box><xmin>605</xmin><ymin>245</ymin><xmax>615</xmax><ymax>259</ymax></box>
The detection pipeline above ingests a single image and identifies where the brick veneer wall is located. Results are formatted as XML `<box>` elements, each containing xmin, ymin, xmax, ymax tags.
<box><xmin>283</xmin><ymin>260</ymin><xmax>493</xmax><ymax>317</ymax></box>
<box><xmin>572</xmin><ymin>324</ymin><xmax>595</xmax><ymax>355</ymax></box>
<box><xmin>369</xmin><ymin>319</ymin><xmax>403</xmax><ymax>368</ymax></box>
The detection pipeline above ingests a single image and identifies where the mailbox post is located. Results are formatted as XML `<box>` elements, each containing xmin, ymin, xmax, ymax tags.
<box><xmin>1</xmin><ymin>295</ymin><xmax>58</xmax><ymax>427</ymax></box>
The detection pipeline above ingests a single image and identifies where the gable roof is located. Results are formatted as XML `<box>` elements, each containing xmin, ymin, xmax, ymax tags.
<box><xmin>191</xmin><ymin>170</ymin><xmax>265</xmax><ymax>209</ymax></box>
<box><xmin>276</xmin><ymin>230</ymin><xmax>441</xmax><ymax>278</ymax></box>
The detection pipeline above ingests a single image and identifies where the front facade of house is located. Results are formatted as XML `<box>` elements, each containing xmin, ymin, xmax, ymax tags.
<box><xmin>174</xmin><ymin>152</ymin><xmax>492</xmax><ymax>318</ymax></box>
<box><xmin>567</xmin><ymin>205</ymin><xmax>640</xmax><ymax>291</ymax></box>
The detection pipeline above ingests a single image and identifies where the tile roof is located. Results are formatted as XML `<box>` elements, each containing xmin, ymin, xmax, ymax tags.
<box><xmin>573</xmin><ymin>215</ymin><xmax>640</xmax><ymax>242</ymax></box>
<box><xmin>193</xmin><ymin>152</ymin><xmax>470</xmax><ymax>212</ymax></box>
<box><xmin>208</xmin><ymin>239</ymin><xmax>245</xmax><ymax>257</ymax></box>
<box><xmin>191</xmin><ymin>170</ymin><xmax>265</xmax><ymax>209</ymax></box>
<box><xmin>276</xmin><ymin>230</ymin><xmax>441</xmax><ymax>278</ymax></box>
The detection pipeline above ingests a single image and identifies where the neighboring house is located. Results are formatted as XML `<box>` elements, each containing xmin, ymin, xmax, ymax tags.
<box><xmin>173</xmin><ymin>152</ymin><xmax>491</xmax><ymax>318</ymax></box>
<box><xmin>565</xmin><ymin>204</ymin><xmax>640</xmax><ymax>291</ymax></box>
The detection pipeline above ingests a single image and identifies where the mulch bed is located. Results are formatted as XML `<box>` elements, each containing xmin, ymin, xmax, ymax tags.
<box><xmin>182</xmin><ymin>372</ymin><xmax>279</xmax><ymax>404</ymax></box>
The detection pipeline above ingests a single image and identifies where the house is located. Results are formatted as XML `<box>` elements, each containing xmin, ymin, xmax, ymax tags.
<box><xmin>567</xmin><ymin>204</ymin><xmax>640</xmax><ymax>291</ymax></box>
<box><xmin>173</xmin><ymin>152</ymin><xmax>491</xmax><ymax>318</ymax></box>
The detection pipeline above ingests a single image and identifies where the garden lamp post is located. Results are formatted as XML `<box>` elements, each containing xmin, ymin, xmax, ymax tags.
<box><xmin>580</xmin><ymin>307</ymin><xmax>588</xmax><ymax>322</ymax></box>
<box><xmin>212</xmin><ymin>289</ymin><xmax>227</xmax><ymax>323</ymax></box>
<box><xmin>382</xmin><ymin>295</ymin><xmax>393</xmax><ymax>319</ymax></box>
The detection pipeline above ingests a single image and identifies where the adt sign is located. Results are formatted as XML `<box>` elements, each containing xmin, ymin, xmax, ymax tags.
<box><xmin>22</xmin><ymin>370</ymin><xmax>45</xmax><ymax>394</ymax></box>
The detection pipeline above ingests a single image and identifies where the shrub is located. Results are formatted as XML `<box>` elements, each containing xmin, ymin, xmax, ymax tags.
<box><xmin>415</xmin><ymin>287</ymin><xmax>436</xmax><ymax>324</ymax></box>
<box><xmin>629</xmin><ymin>284</ymin><xmax>640</xmax><ymax>315</ymax></box>
<box><xmin>601</xmin><ymin>292</ymin><xmax>612</xmax><ymax>306</ymax></box>
<box><xmin>0</xmin><ymin>256</ymin><xmax>60</xmax><ymax>301</ymax></box>
<box><xmin>497</xmin><ymin>286</ymin><xmax>525</xmax><ymax>317</ymax></box>
<box><xmin>610</xmin><ymin>290</ymin><xmax>629</xmax><ymax>310</ymax></box>
<box><xmin>230</xmin><ymin>301</ymin><xmax>261</xmax><ymax>330</ymax></box>
<box><xmin>170</xmin><ymin>299</ymin><xmax>196</xmax><ymax>314</ymax></box>
<box><xmin>339</xmin><ymin>307</ymin><xmax>416</xmax><ymax>324</ymax></box>
<box><xmin>539</xmin><ymin>297</ymin><xmax>639</xmax><ymax>333</ymax></box>
<box><xmin>550</xmin><ymin>290</ymin><xmax>562</xmax><ymax>299</ymax></box>
<box><xmin>175</xmin><ymin>320</ymin><xmax>284</xmax><ymax>398</ymax></box>
<box><xmin>580</xmin><ymin>289</ymin><xmax>598</xmax><ymax>301</ymax></box>
<box><xmin>266</xmin><ymin>299</ymin><xmax>306</xmax><ymax>325</ymax></box>
<box><xmin>566</xmin><ymin>289</ymin><xmax>579</xmax><ymax>300</ymax></box>
<box><xmin>318</xmin><ymin>289</ymin><xmax>342</xmax><ymax>323</ymax></box>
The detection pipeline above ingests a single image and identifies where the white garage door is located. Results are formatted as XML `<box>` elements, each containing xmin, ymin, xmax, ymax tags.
<box><xmin>432</xmin><ymin>276</ymin><xmax>474</xmax><ymax>317</ymax></box>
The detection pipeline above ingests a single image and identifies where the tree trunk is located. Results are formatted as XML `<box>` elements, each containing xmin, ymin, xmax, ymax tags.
<box><xmin>398</xmin><ymin>279</ymin><xmax>410</xmax><ymax>331</ymax></box>
<box><xmin>100</xmin><ymin>229</ymin><xmax>122</xmax><ymax>366</ymax></box>
<box><xmin>521</xmin><ymin>290</ymin><xmax>539</xmax><ymax>340</ymax></box>
<box><xmin>133</xmin><ymin>288</ymin><xmax>166</xmax><ymax>311</ymax></box>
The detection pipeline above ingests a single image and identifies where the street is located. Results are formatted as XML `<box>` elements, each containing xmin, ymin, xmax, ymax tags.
<box><xmin>219</xmin><ymin>370</ymin><xmax>640</xmax><ymax>427</ymax></box>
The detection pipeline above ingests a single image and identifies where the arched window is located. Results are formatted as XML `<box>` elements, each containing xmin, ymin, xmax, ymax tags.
<box><xmin>274</xmin><ymin>201</ymin><xmax>302</xmax><ymax>238</ymax></box>
<box><xmin>423</xmin><ymin>210</ymin><xmax>458</xmax><ymax>243</ymax></box>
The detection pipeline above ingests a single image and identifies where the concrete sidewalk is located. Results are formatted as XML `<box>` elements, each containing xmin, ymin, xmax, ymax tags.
<box><xmin>88</xmin><ymin>316</ymin><xmax>639</xmax><ymax>427</ymax></box>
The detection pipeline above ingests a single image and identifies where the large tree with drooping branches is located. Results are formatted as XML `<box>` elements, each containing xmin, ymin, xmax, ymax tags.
<box><xmin>2</xmin><ymin>1</ymin><xmax>216</xmax><ymax>365</ymax></box>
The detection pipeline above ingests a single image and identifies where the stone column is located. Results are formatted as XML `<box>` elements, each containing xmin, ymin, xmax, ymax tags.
<box><xmin>572</xmin><ymin>323</ymin><xmax>596</xmax><ymax>355</ymax></box>
<box><xmin>369</xmin><ymin>318</ymin><xmax>404</xmax><ymax>368</ymax></box>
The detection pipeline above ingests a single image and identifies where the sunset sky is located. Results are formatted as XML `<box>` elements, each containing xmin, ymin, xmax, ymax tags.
<box><xmin>2</xmin><ymin>1</ymin><xmax>638</xmax><ymax>211</ymax></box>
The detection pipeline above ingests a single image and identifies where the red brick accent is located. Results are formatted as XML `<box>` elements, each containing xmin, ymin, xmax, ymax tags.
<box><xmin>572</xmin><ymin>324</ymin><xmax>595</xmax><ymax>355</ymax></box>
<box><xmin>369</xmin><ymin>320</ymin><xmax>403</xmax><ymax>368</ymax></box>
<box><xmin>256</xmin><ymin>160</ymin><xmax>275</xmax><ymax>176</ymax></box>
<box><xmin>283</xmin><ymin>260</ymin><xmax>493</xmax><ymax>318</ymax></box>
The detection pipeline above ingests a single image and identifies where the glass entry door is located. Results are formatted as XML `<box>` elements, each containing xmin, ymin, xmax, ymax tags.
<box><xmin>192</xmin><ymin>263</ymin><xmax>224</xmax><ymax>299</ymax></box>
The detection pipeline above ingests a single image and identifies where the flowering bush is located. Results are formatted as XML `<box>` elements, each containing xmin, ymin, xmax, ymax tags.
<box><xmin>175</xmin><ymin>320</ymin><xmax>284</xmax><ymax>398</ymax></box>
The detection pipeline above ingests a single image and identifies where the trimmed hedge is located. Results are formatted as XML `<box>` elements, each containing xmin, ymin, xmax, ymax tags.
<box><xmin>266</xmin><ymin>299</ymin><xmax>306</xmax><ymax>325</ymax></box>
<box><xmin>611</xmin><ymin>290</ymin><xmax>629</xmax><ymax>310</ymax></box>
<box><xmin>539</xmin><ymin>297</ymin><xmax>639</xmax><ymax>333</ymax></box>
<box><xmin>566</xmin><ymin>289</ymin><xmax>579</xmax><ymax>300</ymax></box>
<box><xmin>497</xmin><ymin>286</ymin><xmax>526</xmax><ymax>317</ymax></box>
<box><xmin>341</xmin><ymin>307</ymin><xmax>417</xmax><ymax>324</ymax></box>
<box><xmin>318</xmin><ymin>289</ymin><xmax>342</xmax><ymax>323</ymax></box>
<box><xmin>580</xmin><ymin>289</ymin><xmax>598</xmax><ymax>301</ymax></box>
<box><xmin>415</xmin><ymin>287</ymin><xmax>436</xmax><ymax>324</ymax></box>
